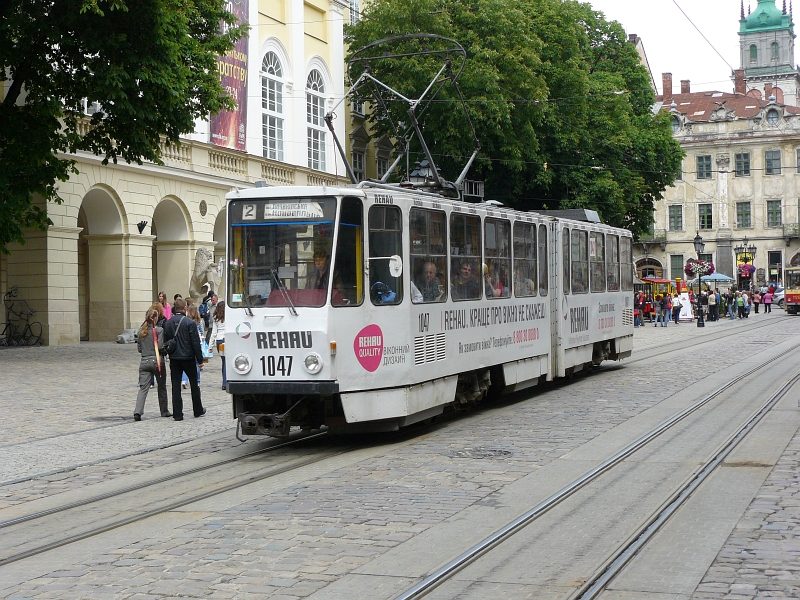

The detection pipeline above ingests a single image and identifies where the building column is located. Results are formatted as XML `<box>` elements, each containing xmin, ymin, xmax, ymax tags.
<box><xmin>4</xmin><ymin>226</ymin><xmax>81</xmax><ymax>346</ymax></box>
<box><xmin>126</xmin><ymin>234</ymin><xmax>156</xmax><ymax>328</ymax></box>
<box><xmin>716</xmin><ymin>154</ymin><xmax>734</xmax><ymax>279</ymax></box>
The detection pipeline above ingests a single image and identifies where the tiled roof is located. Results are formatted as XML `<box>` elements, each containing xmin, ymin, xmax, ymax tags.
<box><xmin>657</xmin><ymin>91</ymin><xmax>800</xmax><ymax>121</ymax></box>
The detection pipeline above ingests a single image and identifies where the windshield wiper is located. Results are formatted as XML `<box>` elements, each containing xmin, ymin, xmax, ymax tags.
<box><xmin>240</xmin><ymin>263</ymin><xmax>254</xmax><ymax>316</ymax></box>
<box><xmin>271</xmin><ymin>270</ymin><xmax>298</xmax><ymax>316</ymax></box>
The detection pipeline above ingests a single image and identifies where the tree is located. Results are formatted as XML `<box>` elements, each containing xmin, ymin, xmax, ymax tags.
<box><xmin>0</xmin><ymin>0</ymin><xmax>246</xmax><ymax>253</ymax></box>
<box><xmin>345</xmin><ymin>0</ymin><xmax>683</xmax><ymax>236</ymax></box>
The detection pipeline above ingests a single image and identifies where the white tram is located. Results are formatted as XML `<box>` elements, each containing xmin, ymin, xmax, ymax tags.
<box><xmin>225</xmin><ymin>184</ymin><xmax>635</xmax><ymax>437</ymax></box>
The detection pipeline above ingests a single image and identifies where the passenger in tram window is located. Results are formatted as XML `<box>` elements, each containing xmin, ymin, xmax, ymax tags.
<box><xmin>484</xmin><ymin>261</ymin><xmax>503</xmax><ymax>298</ymax></box>
<box><xmin>306</xmin><ymin>248</ymin><xmax>342</xmax><ymax>292</ymax></box>
<box><xmin>416</xmin><ymin>261</ymin><xmax>444</xmax><ymax>302</ymax></box>
<box><xmin>514</xmin><ymin>263</ymin><xmax>535</xmax><ymax>297</ymax></box>
<box><xmin>451</xmin><ymin>260</ymin><xmax>480</xmax><ymax>300</ymax></box>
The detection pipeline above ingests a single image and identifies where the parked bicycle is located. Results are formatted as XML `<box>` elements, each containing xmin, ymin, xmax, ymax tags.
<box><xmin>2</xmin><ymin>286</ymin><xmax>43</xmax><ymax>347</ymax></box>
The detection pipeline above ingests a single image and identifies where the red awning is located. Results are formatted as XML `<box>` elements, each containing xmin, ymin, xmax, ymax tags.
<box><xmin>642</xmin><ymin>277</ymin><xmax>672</xmax><ymax>284</ymax></box>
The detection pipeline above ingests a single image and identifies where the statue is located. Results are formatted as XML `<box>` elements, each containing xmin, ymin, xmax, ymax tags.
<box><xmin>189</xmin><ymin>247</ymin><xmax>221</xmax><ymax>302</ymax></box>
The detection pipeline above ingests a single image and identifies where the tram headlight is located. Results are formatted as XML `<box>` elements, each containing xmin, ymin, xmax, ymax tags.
<box><xmin>303</xmin><ymin>352</ymin><xmax>324</xmax><ymax>374</ymax></box>
<box><xmin>233</xmin><ymin>353</ymin><xmax>252</xmax><ymax>375</ymax></box>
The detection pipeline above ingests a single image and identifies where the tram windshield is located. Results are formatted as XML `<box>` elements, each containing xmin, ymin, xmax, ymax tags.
<box><xmin>786</xmin><ymin>269</ymin><xmax>800</xmax><ymax>290</ymax></box>
<box><xmin>228</xmin><ymin>197</ymin><xmax>338</xmax><ymax>308</ymax></box>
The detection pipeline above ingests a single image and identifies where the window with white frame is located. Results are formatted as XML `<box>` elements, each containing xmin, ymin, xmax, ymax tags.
<box><xmin>306</xmin><ymin>70</ymin><xmax>326</xmax><ymax>171</ymax></box>
<box><xmin>352</xmin><ymin>150</ymin><xmax>365</xmax><ymax>182</ymax></box>
<box><xmin>350</xmin><ymin>0</ymin><xmax>360</xmax><ymax>25</ymax></box>
<box><xmin>351</xmin><ymin>97</ymin><xmax>364</xmax><ymax>116</ymax></box>
<box><xmin>261</xmin><ymin>52</ymin><xmax>284</xmax><ymax>161</ymax></box>
<box><xmin>377</xmin><ymin>157</ymin><xmax>389</xmax><ymax>180</ymax></box>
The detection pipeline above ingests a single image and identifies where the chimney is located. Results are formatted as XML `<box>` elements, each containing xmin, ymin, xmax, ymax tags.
<box><xmin>663</xmin><ymin>73</ymin><xmax>673</xmax><ymax>103</ymax></box>
<box><xmin>681</xmin><ymin>79</ymin><xmax>691</xmax><ymax>94</ymax></box>
<box><xmin>628</xmin><ymin>33</ymin><xmax>637</xmax><ymax>44</ymax></box>
<box><xmin>734</xmin><ymin>69</ymin><xmax>746</xmax><ymax>94</ymax></box>
<box><xmin>765</xmin><ymin>82</ymin><xmax>773</xmax><ymax>98</ymax></box>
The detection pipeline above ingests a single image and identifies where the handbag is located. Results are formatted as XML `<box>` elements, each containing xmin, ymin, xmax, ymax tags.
<box><xmin>165</xmin><ymin>316</ymin><xmax>186</xmax><ymax>355</ymax></box>
<box><xmin>201</xmin><ymin>339</ymin><xmax>213</xmax><ymax>360</ymax></box>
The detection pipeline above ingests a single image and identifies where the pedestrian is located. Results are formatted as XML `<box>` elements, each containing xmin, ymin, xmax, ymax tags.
<box><xmin>158</xmin><ymin>291</ymin><xmax>172</xmax><ymax>319</ymax></box>
<box><xmin>134</xmin><ymin>308</ymin><xmax>172</xmax><ymax>421</ymax></box>
<box><xmin>164</xmin><ymin>298</ymin><xmax>206</xmax><ymax>421</ymax></box>
<box><xmin>737</xmin><ymin>292</ymin><xmax>746</xmax><ymax>319</ymax></box>
<box><xmin>208</xmin><ymin>301</ymin><xmax>227</xmax><ymax>390</ymax></box>
<box><xmin>655</xmin><ymin>294</ymin><xmax>668</xmax><ymax>327</ymax></box>
<box><xmin>665</xmin><ymin>293</ymin><xmax>672</xmax><ymax>323</ymax></box>
<box><xmin>149</xmin><ymin>302</ymin><xmax>167</xmax><ymax>389</ymax></box>
<box><xmin>726</xmin><ymin>290</ymin><xmax>736</xmax><ymax>320</ymax></box>
<box><xmin>763</xmin><ymin>289</ymin><xmax>773</xmax><ymax>313</ymax></box>
<box><xmin>181</xmin><ymin>304</ymin><xmax>204</xmax><ymax>388</ymax></box>
<box><xmin>707</xmin><ymin>289</ymin><xmax>717</xmax><ymax>321</ymax></box>
<box><xmin>204</xmin><ymin>293</ymin><xmax>218</xmax><ymax>342</ymax></box>
<box><xmin>753</xmin><ymin>291</ymin><xmax>761</xmax><ymax>313</ymax></box>
<box><xmin>744</xmin><ymin>292</ymin><xmax>751</xmax><ymax>318</ymax></box>
<box><xmin>672</xmin><ymin>293</ymin><xmax>682</xmax><ymax>323</ymax></box>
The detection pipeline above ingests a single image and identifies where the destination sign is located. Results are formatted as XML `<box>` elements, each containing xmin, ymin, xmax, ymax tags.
<box><xmin>264</xmin><ymin>202</ymin><xmax>324</xmax><ymax>219</ymax></box>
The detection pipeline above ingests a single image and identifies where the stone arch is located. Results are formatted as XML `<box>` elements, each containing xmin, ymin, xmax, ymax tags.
<box><xmin>635</xmin><ymin>257</ymin><xmax>664</xmax><ymax>279</ymax></box>
<box><xmin>213</xmin><ymin>209</ymin><xmax>227</xmax><ymax>299</ymax></box>
<box><xmin>151</xmin><ymin>196</ymin><xmax>194</xmax><ymax>303</ymax></box>
<box><xmin>78</xmin><ymin>185</ymin><xmax>127</xmax><ymax>341</ymax></box>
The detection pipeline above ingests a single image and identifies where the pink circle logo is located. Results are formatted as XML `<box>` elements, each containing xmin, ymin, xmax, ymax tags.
<box><xmin>354</xmin><ymin>324</ymin><xmax>383</xmax><ymax>372</ymax></box>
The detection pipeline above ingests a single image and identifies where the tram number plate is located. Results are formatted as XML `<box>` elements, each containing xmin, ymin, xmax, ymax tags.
<box><xmin>260</xmin><ymin>355</ymin><xmax>293</xmax><ymax>377</ymax></box>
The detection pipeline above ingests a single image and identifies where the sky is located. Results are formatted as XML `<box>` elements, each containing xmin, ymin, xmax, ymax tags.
<box><xmin>587</xmin><ymin>0</ymin><xmax>756</xmax><ymax>95</ymax></box>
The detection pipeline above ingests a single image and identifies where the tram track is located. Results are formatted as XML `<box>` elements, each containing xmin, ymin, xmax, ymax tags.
<box><xmin>0</xmin><ymin>431</ymin><xmax>344</xmax><ymax>566</ymax></box>
<box><xmin>392</xmin><ymin>340</ymin><xmax>800</xmax><ymax>599</ymax></box>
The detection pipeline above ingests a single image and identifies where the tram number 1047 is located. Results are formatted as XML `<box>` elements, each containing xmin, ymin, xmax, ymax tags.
<box><xmin>260</xmin><ymin>355</ymin><xmax>293</xmax><ymax>377</ymax></box>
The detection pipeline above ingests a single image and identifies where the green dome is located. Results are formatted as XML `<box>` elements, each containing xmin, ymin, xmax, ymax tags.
<box><xmin>740</xmin><ymin>0</ymin><xmax>792</xmax><ymax>33</ymax></box>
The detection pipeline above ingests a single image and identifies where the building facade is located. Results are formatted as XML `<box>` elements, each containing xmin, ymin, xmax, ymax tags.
<box><xmin>0</xmin><ymin>0</ymin><xmax>351</xmax><ymax>345</ymax></box>
<box><xmin>637</xmin><ymin>0</ymin><xmax>800</xmax><ymax>292</ymax></box>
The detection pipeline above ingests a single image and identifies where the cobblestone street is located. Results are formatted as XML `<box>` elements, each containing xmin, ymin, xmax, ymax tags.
<box><xmin>1</xmin><ymin>313</ymin><xmax>800</xmax><ymax>599</ymax></box>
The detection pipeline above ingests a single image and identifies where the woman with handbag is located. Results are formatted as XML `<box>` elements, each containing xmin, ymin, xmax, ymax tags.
<box><xmin>134</xmin><ymin>308</ymin><xmax>172</xmax><ymax>420</ymax></box>
<box><xmin>208</xmin><ymin>302</ymin><xmax>227</xmax><ymax>390</ymax></box>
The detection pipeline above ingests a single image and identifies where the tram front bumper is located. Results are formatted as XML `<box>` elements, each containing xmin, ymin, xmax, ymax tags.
<box><xmin>228</xmin><ymin>380</ymin><xmax>339</xmax><ymax>395</ymax></box>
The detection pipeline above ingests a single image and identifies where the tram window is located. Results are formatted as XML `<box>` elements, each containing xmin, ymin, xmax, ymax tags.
<box><xmin>332</xmin><ymin>197</ymin><xmax>364</xmax><ymax>306</ymax></box>
<box><xmin>590</xmin><ymin>232</ymin><xmax>606</xmax><ymax>293</ymax></box>
<box><xmin>450</xmin><ymin>213</ymin><xmax>482</xmax><ymax>301</ymax></box>
<box><xmin>227</xmin><ymin>197</ymin><xmax>337</xmax><ymax>309</ymax></box>
<box><xmin>538</xmin><ymin>224</ymin><xmax>548</xmax><ymax>295</ymax></box>
<box><xmin>513</xmin><ymin>222</ymin><xmax>536</xmax><ymax>297</ymax></box>
<box><xmin>410</xmin><ymin>208</ymin><xmax>447</xmax><ymax>303</ymax></box>
<box><xmin>562</xmin><ymin>227</ymin><xmax>570</xmax><ymax>295</ymax></box>
<box><xmin>607</xmin><ymin>234</ymin><xmax>620</xmax><ymax>291</ymax></box>
<box><xmin>368</xmin><ymin>205</ymin><xmax>403</xmax><ymax>305</ymax></box>
<box><xmin>620</xmin><ymin>236</ymin><xmax>633</xmax><ymax>291</ymax></box>
<box><xmin>571</xmin><ymin>229</ymin><xmax>589</xmax><ymax>294</ymax></box>
<box><xmin>484</xmin><ymin>219</ymin><xmax>511</xmax><ymax>299</ymax></box>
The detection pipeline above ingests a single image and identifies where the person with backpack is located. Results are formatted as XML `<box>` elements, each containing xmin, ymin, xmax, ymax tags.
<box><xmin>164</xmin><ymin>298</ymin><xmax>206</xmax><ymax>421</ymax></box>
<box><xmin>672</xmin><ymin>294</ymin><xmax>682</xmax><ymax>323</ymax></box>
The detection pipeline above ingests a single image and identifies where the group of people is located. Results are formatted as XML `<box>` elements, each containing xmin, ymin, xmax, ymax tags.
<box><xmin>134</xmin><ymin>290</ymin><xmax>226</xmax><ymax>421</ymax></box>
<box><xmin>634</xmin><ymin>284</ymin><xmax>779</xmax><ymax>328</ymax></box>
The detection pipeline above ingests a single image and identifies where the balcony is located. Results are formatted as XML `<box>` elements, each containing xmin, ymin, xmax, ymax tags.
<box><xmin>783</xmin><ymin>222</ymin><xmax>800</xmax><ymax>245</ymax></box>
<box><xmin>636</xmin><ymin>228</ymin><xmax>667</xmax><ymax>251</ymax></box>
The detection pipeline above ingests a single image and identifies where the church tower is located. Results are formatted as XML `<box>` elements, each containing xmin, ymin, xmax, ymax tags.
<box><xmin>740</xmin><ymin>0</ymin><xmax>800</xmax><ymax>104</ymax></box>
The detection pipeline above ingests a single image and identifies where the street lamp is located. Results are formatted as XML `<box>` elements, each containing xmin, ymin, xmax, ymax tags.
<box><xmin>733</xmin><ymin>236</ymin><xmax>758</xmax><ymax>290</ymax></box>
<box><xmin>409</xmin><ymin>159</ymin><xmax>433</xmax><ymax>184</ymax></box>
<box><xmin>693</xmin><ymin>232</ymin><xmax>705</xmax><ymax>327</ymax></box>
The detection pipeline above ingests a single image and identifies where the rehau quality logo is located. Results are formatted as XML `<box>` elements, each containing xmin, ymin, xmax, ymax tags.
<box><xmin>256</xmin><ymin>331</ymin><xmax>312</xmax><ymax>349</ymax></box>
<box><xmin>354</xmin><ymin>324</ymin><xmax>383</xmax><ymax>372</ymax></box>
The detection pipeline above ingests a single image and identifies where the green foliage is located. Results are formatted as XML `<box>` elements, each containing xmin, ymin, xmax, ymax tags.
<box><xmin>0</xmin><ymin>0</ymin><xmax>246</xmax><ymax>253</ymax></box>
<box><xmin>346</xmin><ymin>0</ymin><xmax>683</xmax><ymax>236</ymax></box>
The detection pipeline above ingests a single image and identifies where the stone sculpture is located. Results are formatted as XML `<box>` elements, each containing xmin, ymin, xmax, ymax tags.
<box><xmin>189</xmin><ymin>247</ymin><xmax>221</xmax><ymax>302</ymax></box>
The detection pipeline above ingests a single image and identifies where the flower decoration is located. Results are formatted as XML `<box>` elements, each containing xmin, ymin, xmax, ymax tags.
<box><xmin>738</xmin><ymin>263</ymin><xmax>756</xmax><ymax>277</ymax></box>
<box><xmin>229</xmin><ymin>258</ymin><xmax>242</xmax><ymax>272</ymax></box>
<box><xmin>685</xmin><ymin>258</ymin><xmax>715</xmax><ymax>277</ymax></box>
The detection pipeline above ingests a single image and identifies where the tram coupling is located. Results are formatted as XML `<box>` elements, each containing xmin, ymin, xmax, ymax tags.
<box><xmin>239</xmin><ymin>413</ymin><xmax>291</xmax><ymax>437</ymax></box>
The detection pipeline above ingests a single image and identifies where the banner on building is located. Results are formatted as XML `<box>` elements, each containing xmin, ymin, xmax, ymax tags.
<box><xmin>210</xmin><ymin>0</ymin><xmax>249</xmax><ymax>152</ymax></box>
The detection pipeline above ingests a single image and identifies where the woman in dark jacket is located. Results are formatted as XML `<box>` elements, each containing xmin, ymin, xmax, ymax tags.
<box><xmin>134</xmin><ymin>308</ymin><xmax>172</xmax><ymax>420</ymax></box>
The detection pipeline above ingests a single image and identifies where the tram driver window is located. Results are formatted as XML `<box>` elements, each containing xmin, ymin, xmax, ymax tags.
<box><xmin>590</xmin><ymin>232</ymin><xmax>606</xmax><ymax>293</ymax></box>
<box><xmin>410</xmin><ymin>208</ymin><xmax>447</xmax><ymax>303</ymax></box>
<box><xmin>484</xmin><ymin>219</ymin><xmax>511</xmax><ymax>298</ymax></box>
<box><xmin>513</xmin><ymin>222</ymin><xmax>536</xmax><ymax>297</ymax></box>
<box><xmin>620</xmin><ymin>236</ymin><xmax>634</xmax><ymax>291</ymax></box>
<box><xmin>332</xmin><ymin>197</ymin><xmax>364</xmax><ymax>306</ymax></box>
<box><xmin>368</xmin><ymin>204</ymin><xmax>403</xmax><ymax>305</ymax></box>
<box><xmin>450</xmin><ymin>213</ymin><xmax>482</xmax><ymax>301</ymax></box>
<box><xmin>571</xmin><ymin>229</ymin><xmax>589</xmax><ymax>294</ymax></box>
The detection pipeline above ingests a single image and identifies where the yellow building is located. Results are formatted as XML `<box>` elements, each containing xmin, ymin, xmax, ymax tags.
<box><xmin>0</xmin><ymin>0</ymin><xmax>349</xmax><ymax>345</ymax></box>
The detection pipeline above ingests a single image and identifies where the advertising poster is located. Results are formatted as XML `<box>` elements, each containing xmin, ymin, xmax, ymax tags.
<box><xmin>210</xmin><ymin>0</ymin><xmax>249</xmax><ymax>151</ymax></box>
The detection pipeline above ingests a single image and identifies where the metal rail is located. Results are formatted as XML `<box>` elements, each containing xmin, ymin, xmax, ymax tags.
<box><xmin>0</xmin><ymin>431</ymin><xmax>328</xmax><ymax>530</ymax></box>
<box><xmin>393</xmin><ymin>342</ymin><xmax>800</xmax><ymax>600</ymax></box>
<box><xmin>574</xmin><ymin>369</ymin><xmax>800</xmax><ymax>599</ymax></box>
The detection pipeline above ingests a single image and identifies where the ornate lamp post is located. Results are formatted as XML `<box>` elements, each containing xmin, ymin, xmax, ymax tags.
<box><xmin>694</xmin><ymin>232</ymin><xmax>705</xmax><ymax>327</ymax></box>
<box><xmin>733</xmin><ymin>236</ymin><xmax>757</xmax><ymax>290</ymax></box>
